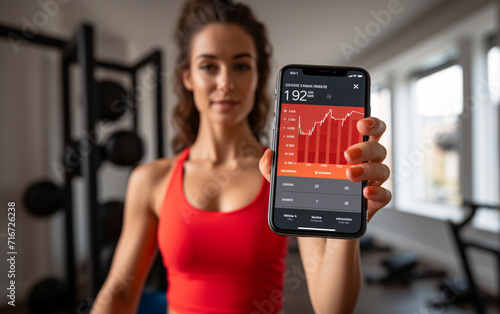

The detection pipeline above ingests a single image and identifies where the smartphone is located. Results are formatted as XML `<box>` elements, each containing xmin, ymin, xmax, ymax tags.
<box><xmin>268</xmin><ymin>64</ymin><xmax>370</xmax><ymax>239</ymax></box>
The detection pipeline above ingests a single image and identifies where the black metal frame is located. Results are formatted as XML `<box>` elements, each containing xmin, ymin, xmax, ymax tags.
<box><xmin>448</xmin><ymin>200</ymin><xmax>500</xmax><ymax>314</ymax></box>
<box><xmin>0</xmin><ymin>22</ymin><xmax>165</xmax><ymax>307</ymax></box>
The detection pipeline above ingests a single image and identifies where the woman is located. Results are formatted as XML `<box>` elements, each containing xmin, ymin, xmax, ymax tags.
<box><xmin>91</xmin><ymin>0</ymin><xmax>391</xmax><ymax>313</ymax></box>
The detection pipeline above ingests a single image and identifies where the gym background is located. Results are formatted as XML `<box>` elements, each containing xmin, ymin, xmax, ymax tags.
<box><xmin>0</xmin><ymin>0</ymin><xmax>499</xmax><ymax>313</ymax></box>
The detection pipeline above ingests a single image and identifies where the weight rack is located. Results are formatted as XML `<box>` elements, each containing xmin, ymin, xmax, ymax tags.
<box><xmin>0</xmin><ymin>22</ymin><xmax>165</xmax><ymax>310</ymax></box>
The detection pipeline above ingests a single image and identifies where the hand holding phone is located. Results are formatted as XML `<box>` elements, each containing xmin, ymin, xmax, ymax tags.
<box><xmin>267</xmin><ymin>64</ymin><xmax>371</xmax><ymax>239</ymax></box>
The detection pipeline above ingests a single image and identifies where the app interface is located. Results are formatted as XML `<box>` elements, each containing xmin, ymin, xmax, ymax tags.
<box><xmin>273</xmin><ymin>68</ymin><xmax>367</xmax><ymax>234</ymax></box>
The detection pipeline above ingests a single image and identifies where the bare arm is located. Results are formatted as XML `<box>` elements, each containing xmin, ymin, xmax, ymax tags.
<box><xmin>296</xmin><ymin>237</ymin><xmax>361</xmax><ymax>314</ymax></box>
<box><xmin>91</xmin><ymin>162</ymin><xmax>170</xmax><ymax>314</ymax></box>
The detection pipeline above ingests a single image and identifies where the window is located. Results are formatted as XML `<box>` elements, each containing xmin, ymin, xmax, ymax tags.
<box><xmin>413</xmin><ymin>64</ymin><xmax>463</xmax><ymax>206</ymax></box>
<box><xmin>487</xmin><ymin>45</ymin><xmax>500</xmax><ymax>105</ymax></box>
<box><xmin>471</xmin><ymin>42</ymin><xmax>500</xmax><ymax>233</ymax></box>
<box><xmin>364</xmin><ymin>7</ymin><xmax>498</xmax><ymax>227</ymax></box>
<box><xmin>371</xmin><ymin>87</ymin><xmax>393</xmax><ymax>195</ymax></box>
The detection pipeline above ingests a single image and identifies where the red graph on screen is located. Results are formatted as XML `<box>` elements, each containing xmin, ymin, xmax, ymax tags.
<box><xmin>280</xmin><ymin>104</ymin><xmax>364</xmax><ymax>166</ymax></box>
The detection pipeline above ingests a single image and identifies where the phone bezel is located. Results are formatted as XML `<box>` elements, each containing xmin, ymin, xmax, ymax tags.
<box><xmin>268</xmin><ymin>64</ymin><xmax>371</xmax><ymax>239</ymax></box>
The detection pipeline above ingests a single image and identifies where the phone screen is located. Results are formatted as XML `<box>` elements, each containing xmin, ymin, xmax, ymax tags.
<box><xmin>269</xmin><ymin>65</ymin><xmax>370</xmax><ymax>238</ymax></box>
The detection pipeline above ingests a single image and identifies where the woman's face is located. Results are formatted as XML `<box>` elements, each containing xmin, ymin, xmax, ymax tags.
<box><xmin>183</xmin><ymin>23</ymin><xmax>258</xmax><ymax>127</ymax></box>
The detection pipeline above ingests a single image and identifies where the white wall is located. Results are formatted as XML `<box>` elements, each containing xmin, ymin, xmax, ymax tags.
<box><xmin>0</xmin><ymin>41</ymin><xmax>57</xmax><ymax>303</ymax></box>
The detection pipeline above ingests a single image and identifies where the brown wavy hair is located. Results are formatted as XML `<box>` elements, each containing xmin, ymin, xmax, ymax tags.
<box><xmin>172</xmin><ymin>0</ymin><xmax>272</xmax><ymax>154</ymax></box>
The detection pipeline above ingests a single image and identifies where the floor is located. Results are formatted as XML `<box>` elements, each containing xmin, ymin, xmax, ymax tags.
<box><xmin>1</xmin><ymin>238</ymin><xmax>498</xmax><ymax>314</ymax></box>
<box><xmin>282</xmin><ymin>237</ymin><xmax>499</xmax><ymax>314</ymax></box>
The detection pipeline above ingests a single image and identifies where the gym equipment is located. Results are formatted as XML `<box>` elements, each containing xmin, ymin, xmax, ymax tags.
<box><xmin>28</xmin><ymin>277</ymin><xmax>70</xmax><ymax>313</ymax></box>
<box><xmin>96</xmin><ymin>201</ymin><xmax>123</xmax><ymax>287</ymax></box>
<box><xmin>63</xmin><ymin>130</ymin><xmax>144</xmax><ymax>176</ymax></box>
<box><xmin>72</xmin><ymin>290</ymin><xmax>169</xmax><ymax>314</ymax></box>
<box><xmin>100</xmin><ymin>201</ymin><xmax>124</xmax><ymax>242</ymax></box>
<box><xmin>63</xmin><ymin>141</ymin><xmax>103</xmax><ymax>177</ymax></box>
<box><xmin>24</xmin><ymin>181</ymin><xmax>63</xmax><ymax>217</ymax></box>
<box><xmin>0</xmin><ymin>22</ymin><xmax>165</xmax><ymax>309</ymax></box>
<box><xmin>97</xmin><ymin>80</ymin><xmax>128</xmax><ymax>121</ymax></box>
<box><xmin>365</xmin><ymin>252</ymin><xmax>446</xmax><ymax>284</ymax></box>
<box><xmin>99</xmin><ymin>240</ymin><xmax>118</xmax><ymax>282</ymax></box>
<box><xmin>104</xmin><ymin>131</ymin><xmax>144</xmax><ymax>166</ymax></box>
<box><xmin>431</xmin><ymin>200</ymin><xmax>500</xmax><ymax>314</ymax></box>
<box><xmin>437</xmin><ymin>275</ymin><xmax>472</xmax><ymax>303</ymax></box>
<box><xmin>138</xmin><ymin>290</ymin><xmax>168</xmax><ymax>314</ymax></box>
<box><xmin>359</xmin><ymin>235</ymin><xmax>391</xmax><ymax>253</ymax></box>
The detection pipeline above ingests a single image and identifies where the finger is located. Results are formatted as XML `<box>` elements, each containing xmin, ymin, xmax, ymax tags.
<box><xmin>366</xmin><ymin>179</ymin><xmax>389</xmax><ymax>188</ymax></box>
<box><xmin>345</xmin><ymin>162</ymin><xmax>390</xmax><ymax>184</ymax></box>
<box><xmin>364</xmin><ymin>186</ymin><xmax>392</xmax><ymax>222</ymax></box>
<box><xmin>259</xmin><ymin>148</ymin><xmax>273</xmax><ymax>182</ymax></box>
<box><xmin>344</xmin><ymin>141</ymin><xmax>387</xmax><ymax>164</ymax></box>
<box><xmin>357</xmin><ymin>117</ymin><xmax>386</xmax><ymax>142</ymax></box>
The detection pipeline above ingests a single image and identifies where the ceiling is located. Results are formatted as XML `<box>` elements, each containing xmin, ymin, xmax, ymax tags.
<box><xmin>0</xmin><ymin>0</ymin><xmax>445</xmax><ymax>64</ymax></box>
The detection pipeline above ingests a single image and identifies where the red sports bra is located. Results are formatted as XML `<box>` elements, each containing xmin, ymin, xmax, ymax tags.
<box><xmin>157</xmin><ymin>147</ymin><xmax>289</xmax><ymax>314</ymax></box>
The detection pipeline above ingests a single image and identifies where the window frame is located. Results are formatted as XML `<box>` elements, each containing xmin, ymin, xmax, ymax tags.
<box><xmin>396</xmin><ymin>44</ymin><xmax>472</xmax><ymax>222</ymax></box>
<box><xmin>370</xmin><ymin>83</ymin><xmax>395</xmax><ymax>207</ymax></box>
<box><xmin>357</xmin><ymin>4</ymin><xmax>499</xmax><ymax>233</ymax></box>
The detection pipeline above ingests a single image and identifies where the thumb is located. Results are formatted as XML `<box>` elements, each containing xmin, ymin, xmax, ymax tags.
<box><xmin>259</xmin><ymin>148</ymin><xmax>273</xmax><ymax>182</ymax></box>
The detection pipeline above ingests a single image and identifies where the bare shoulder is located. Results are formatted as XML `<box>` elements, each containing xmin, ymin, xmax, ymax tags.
<box><xmin>130</xmin><ymin>154</ymin><xmax>182</xmax><ymax>217</ymax></box>
<box><xmin>132</xmin><ymin>157</ymin><xmax>177</xmax><ymax>186</ymax></box>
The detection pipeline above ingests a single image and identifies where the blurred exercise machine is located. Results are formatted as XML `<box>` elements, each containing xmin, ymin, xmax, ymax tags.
<box><xmin>432</xmin><ymin>200</ymin><xmax>500</xmax><ymax>314</ymax></box>
<box><xmin>365</xmin><ymin>251</ymin><xmax>446</xmax><ymax>284</ymax></box>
